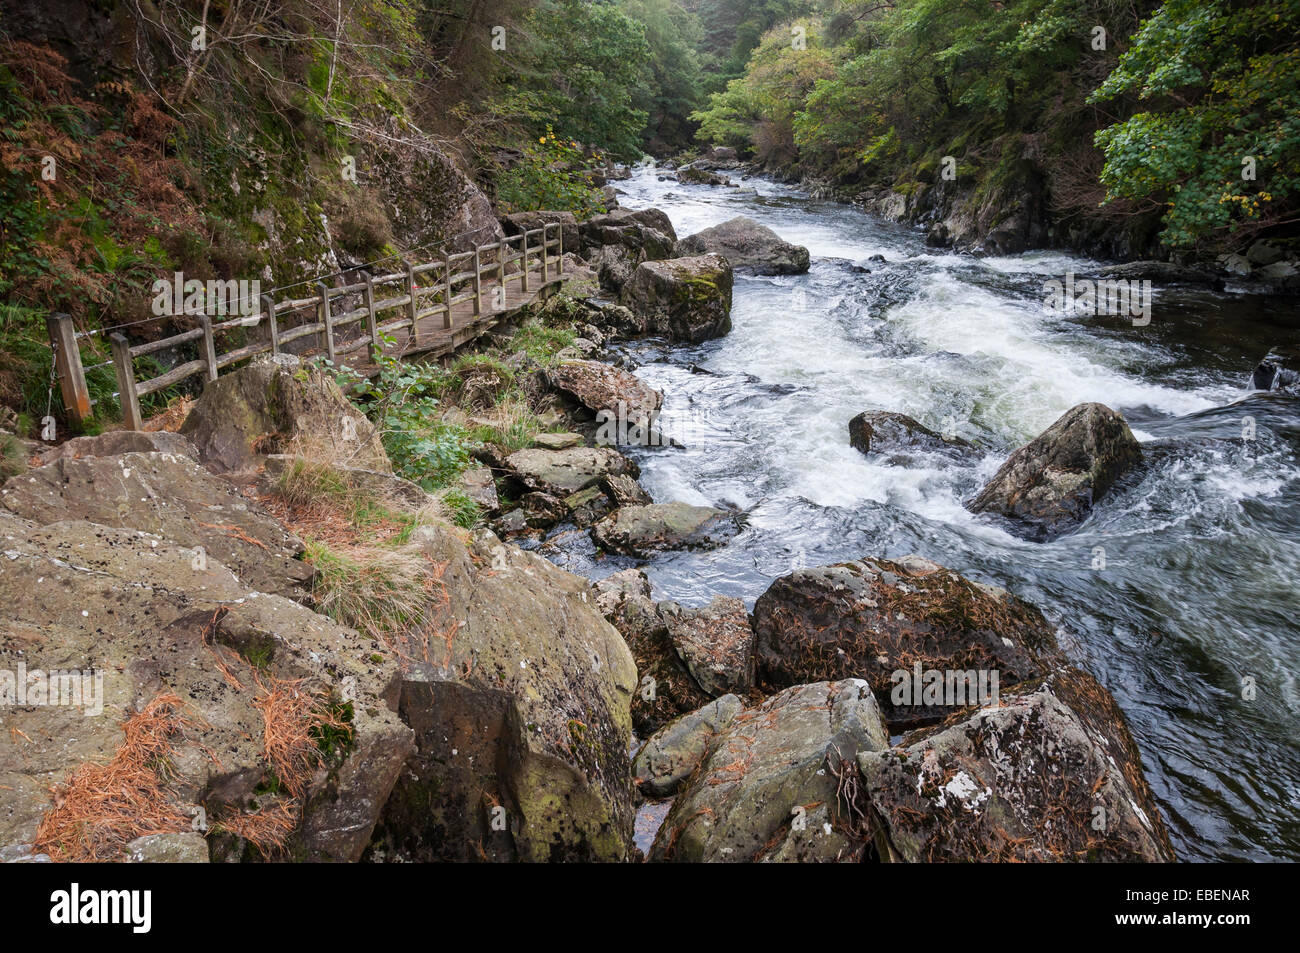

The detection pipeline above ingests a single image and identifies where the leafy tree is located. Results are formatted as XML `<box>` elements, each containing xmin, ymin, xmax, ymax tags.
<box><xmin>1090</xmin><ymin>0</ymin><xmax>1300</xmax><ymax>247</ymax></box>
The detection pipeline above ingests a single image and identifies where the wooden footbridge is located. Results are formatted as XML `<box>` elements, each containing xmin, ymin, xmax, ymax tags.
<box><xmin>47</xmin><ymin>224</ymin><xmax>568</xmax><ymax>430</ymax></box>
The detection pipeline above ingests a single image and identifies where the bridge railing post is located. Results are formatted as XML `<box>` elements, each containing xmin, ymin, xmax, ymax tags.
<box><xmin>443</xmin><ymin>254</ymin><xmax>453</xmax><ymax>330</ymax></box>
<box><xmin>110</xmin><ymin>333</ymin><xmax>143</xmax><ymax>431</ymax></box>
<box><xmin>523</xmin><ymin>230</ymin><xmax>532</xmax><ymax>294</ymax></box>
<box><xmin>473</xmin><ymin>246</ymin><xmax>482</xmax><ymax>316</ymax></box>
<box><xmin>363</xmin><ymin>275</ymin><xmax>379</xmax><ymax>357</ymax></box>
<box><xmin>317</xmin><ymin>281</ymin><xmax>335</xmax><ymax>363</ymax></box>
<box><xmin>403</xmin><ymin>258</ymin><xmax>418</xmax><ymax>346</ymax></box>
<box><xmin>497</xmin><ymin>240</ymin><xmax>506</xmax><ymax>308</ymax></box>
<box><xmin>200</xmin><ymin>315</ymin><xmax>218</xmax><ymax>382</ymax></box>
<box><xmin>542</xmin><ymin>224</ymin><xmax>550</xmax><ymax>282</ymax></box>
<box><xmin>46</xmin><ymin>313</ymin><xmax>91</xmax><ymax>428</ymax></box>
<box><xmin>261</xmin><ymin>293</ymin><xmax>280</xmax><ymax>355</ymax></box>
<box><xmin>557</xmin><ymin>222</ymin><xmax>564</xmax><ymax>275</ymax></box>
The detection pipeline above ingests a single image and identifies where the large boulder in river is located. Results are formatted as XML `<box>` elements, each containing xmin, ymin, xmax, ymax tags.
<box><xmin>677</xmin><ymin>216</ymin><xmax>810</xmax><ymax>275</ymax></box>
<box><xmin>1251</xmin><ymin>347</ymin><xmax>1300</xmax><ymax>393</ymax></box>
<box><xmin>649</xmin><ymin>680</ymin><xmax>889</xmax><ymax>862</ymax></box>
<box><xmin>180</xmin><ymin>354</ymin><xmax>390</xmax><ymax>475</ymax></box>
<box><xmin>967</xmin><ymin>402</ymin><xmax>1141</xmax><ymax>541</ymax></box>
<box><xmin>848</xmin><ymin>410</ymin><xmax>974</xmax><ymax>461</ymax></box>
<box><xmin>1</xmin><ymin>449</ymin><xmax>313</xmax><ymax>600</ymax></box>
<box><xmin>620</xmin><ymin>255</ymin><xmax>734</xmax><ymax>343</ymax></box>
<box><xmin>579</xmin><ymin>210</ymin><xmax>677</xmax><ymax>293</ymax></box>
<box><xmin>859</xmin><ymin>668</ymin><xmax>1176</xmax><ymax>862</ymax></box>
<box><xmin>549</xmin><ymin>359</ymin><xmax>663</xmax><ymax>424</ymax></box>
<box><xmin>368</xmin><ymin>525</ymin><xmax>638</xmax><ymax>862</ymax></box>
<box><xmin>752</xmin><ymin>555</ymin><xmax>1056</xmax><ymax>730</ymax></box>
<box><xmin>0</xmin><ymin>519</ymin><xmax>412</xmax><ymax>862</ymax></box>
<box><xmin>591</xmin><ymin>569</ymin><xmax>710</xmax><ymax>735</ymax></box>
<box><xmin>591</xmin><ymin>501</ymin><xmax>741</xmax><ymax>556</ymax></box>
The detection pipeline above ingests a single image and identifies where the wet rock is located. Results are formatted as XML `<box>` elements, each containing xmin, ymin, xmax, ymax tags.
<box><xmin>591</xmin><ymin>569</ymin><xmax>709</xmax><ymax>735</ymax></box>
<box><xmin>858</xmin><ymin>668</ymin><xmax>1177</xmax><ymax>862</ymax></box>
<box><xmin>1251</xmin><ymin>347</ymin><xmax>1300</xmax><ymax>393</ymax></box>
<box><xmin>1245</xmin><ymin>241</ymin><xmax>1285</xmax><ymax>266</ymax></box>
<box><xmin>591</xmin><ymin>501</ymin><xmax>741</xmax><ymax>557</ymax></box>
<box><xmin>564</xmin><ymin>485</ymin><xmax>613</xmax><ymax>527</ymax></box>
<box><xmin>371</xmin><ymin>526</ymin><xmax>638</xmax><ymax>862</ymax></box>
<box><xmin>1</xmin><ymin>450</ymin><xmax>313</xmax><ymax>599</ymax></box>
<box><xmin>848</xmin><ymin>410</ymin><xmax>973</xmax><ymax>460</ymax></box>
<box><xmin>503</xmin><ymin>446</ymin><xmax>637</xmax><ymax>497</ymax></box>
<box><xmin>967</xmin><ymin>402</ymin><xmax>1142</xmax><ymax>541</ymax></box>
<box><xmin>620</xmin><ymin>255</ymin><xmax>734</xmax><ymax>343</ymax></box>
<box><xmin>549</xmin><ymin>360</ymin><xmax>663</xmax><ymax>425</ymax></box>
<box><xmin>661</xmin><ymin>596</ymin><xmax>755</xmax><ymax>697</ymax></box>
<box><xmin>634</xmin><ymin>694</ymin><xmax>743</xmax><ymax>798</ymax></box>
<box><xmin>0</xmin><ymin>520</ymin><xmax>411</xmax><ymax>862</ymax></box>
<box><xmin>649</xmin><ymin>680</ymin><xmax>888</xmax><ymax>862</ymax></box>
<box><xmin>1095</xmin><ymin>261</ymin><xmax>1219</xmax><ymax>285</ymax></box>
<box><xmin>180</xmin><ymin>354</ymin><xmax>390</xmax><ymax>475</ymax></box>
<box><xmin>752</xmin><ymin>556</ymin><xmax>1056</xmax><ymax>730</ymax></box>
<box><xmin>677</xmin><ymin>165</ymin><xmax>731</xmax><ymax>186</ymax></box>
<box><xmin>602</xmin><ymin>473</ymin><xmax>653</xmax><ymax>508</ymax></box>
<box><xmin>676</xmin><ymin>216</ymin><xmax>810</xmax><ymax>275</ymax></box>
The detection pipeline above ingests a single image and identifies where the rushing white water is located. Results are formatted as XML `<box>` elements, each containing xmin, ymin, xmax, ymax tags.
<box><xmin>544</xmin><ymin>163</ymin><xmax>1300</xmax><ymax>861</ymax></box>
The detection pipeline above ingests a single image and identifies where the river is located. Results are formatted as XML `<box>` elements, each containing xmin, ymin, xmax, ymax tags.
<box><xmin>541</xmin><ymin>162</ymin><xmax>1300</xmax><ymax>862</ymax></box>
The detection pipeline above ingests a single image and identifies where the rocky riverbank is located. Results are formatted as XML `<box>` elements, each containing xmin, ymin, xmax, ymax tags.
<box><xmin>0</xmin><ymin>202</ymin><xmax>1185</xmax><ymax>863</ymax></box>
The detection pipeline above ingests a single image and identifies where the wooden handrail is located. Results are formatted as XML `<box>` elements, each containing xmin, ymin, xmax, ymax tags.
<box><xmin>76</xmin><ymin>224</ymin><xmax>566</xmax><ymax>429</ymax></box>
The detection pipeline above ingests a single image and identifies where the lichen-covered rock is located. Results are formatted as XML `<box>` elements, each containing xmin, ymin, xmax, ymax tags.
<box><xmin>1</xmin><ymin>450</ymin><xmax>313</xmax><ymax>599</ymax></box>
<box><xmin>368</xmin><ymin>526</ymin><xmax>638</xmax><ymax>862</ymax></box>
<box><xmin>661</xmin><ymin>596</ymin><xmax>755</xmax><ymax>697</ymax></box>
<box><xmin>35</xmin><ymin>430</ymin><xmax>197</xmax><ymax>466</ymax></box>
<box><xmin>549</xmin><ymin>360</ymin><xmax>663</xmax><ymax>424</ymax></box>
<box><xmin>634</xmin><ymin>694</ymin><xmax>743</xmax><ymax>798</ymax></box>
<box><xmin>125</xmin><ymin>832</ymin><xmax>210</xmax><ymax>863</ymax></box>
<box><xmin>180</xmin><ymin>354</ymin><xmax>390</xmax><ymax>475</ymax></box>
<box><xmin>591</xmin><ymin>569</ymin><xmax>710</xmax><ymax>736</ymax></box>
<box><xmin>0</xmin><ymin>520</ymin><xmax>411</xmax><ymax>862</ymax></box>
<box><xmin>677</xmin><ymin>165</ymin><xmax>731</xmax><ymax>186</ymax></box>
<box><xmin>848</xmin><ymin>410</ymin><xmax>973</xmax><ymax>460</ymax></box>
<box><xmin>858</xmin><ymin>668</ymin><xmax>1177</xmax><ymax>862</ymax></box>
<box><xmin>752</xmin><ymin>556</ymin><xmax>1056</xmax><ymax>730</ymax></box>
<box><xmin>967</xmin><ymin>402</ymin><xmax>1141</xmax><ymax>541</ymax></box>
<box><xmin>503</xmin><ymin>446</ymin><xmax>637</xmax><ymax>497</ymax></box>
<box><xmin>532</xmin><ymin>431</ymin><xmax>584</xmax><ymax>451</ymax></box>
<box><xmin>591</xmin><ymin>501</ymin><xmax>741</xmax><ymax>557</ymax></box>
<box><xmin>620</xmin><ymin>255</ymin><xmax>734</xmax><ymax>343</ymax></box>
<box><xmin>602</xmin><ymin>473</ymin><xmax>653</xmax><ymax>507</ymax></box>
<box><xmin>579</xmin><ymin>210</ymin><xmax>677</xmax><ymax>293</ymax></box>
<box><xmin>456</xmin><ymin>465</ymin><xmax>500</xmax><ymax>514</ymax></box>
<box><xmin>650</xmin><ymin>680</ymin><xmax>888</xmax><ymax>862</ymax></box>
<box><xmin>677</xmin><ymin>217</ymin><xmax>810</xmax><ymax>275</ymax></box>
<box><xmin>502</xmin><ymin>210</ymin><xmax>578</xmax><ymax>258</ymax></box>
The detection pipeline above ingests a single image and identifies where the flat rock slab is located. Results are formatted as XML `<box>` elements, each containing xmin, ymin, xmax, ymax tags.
<box><xmin>504</xmin><ymin>446</ymin><xmax>637</xmax><ymax>496</ymax></box>
<box><xmin>858</xmin><ymin>668</ymin><xmax>1177</xmax><ymax>862</ymax></box>
<box><xmin>650</xmin><ymin>680</ymin><xmax>888</xmax><ymax>862</ymax></box>
<box><xmin>1</xmin><ymin>451</ymin><xmax>312</xmax><ymax>599</ymax></box>
<box><xmin>848</xmin><ymin>410</ymin><xmax>974</xmax><ymax>460</ymax></box>
<box><xmin>591</xmin><ymin>501</ymin><xmax>741</xmax><ymax>557</ymax></box>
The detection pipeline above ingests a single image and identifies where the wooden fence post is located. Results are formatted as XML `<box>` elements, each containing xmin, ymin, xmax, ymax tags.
<box><xmin>200</xmin><ymin>315</ymin><xmax>218</xmax><ymax>382</ymax></box>
<box><xmin>261</xmin><ymin>293</ymin><xmax>280</xmax><ymax>355</ymax></box>
<box><xmin>521</xmin><ymin>230</ymin><xmax>530</xmax><ymax>293</ymax></box>
<box><xmin>109</xmin><ymin>333</ymin><xmax>142</xmax><ymax>431</ymax></box>
<box><xmin>317</xmin><ymin>282</ymin><xmax>335</xmax><ymax>364</ymax></box>
<box><xmin>443</xmin><ymin>254</ymin><xmax>453</xmax><ymax>330</ymax></box>
<box><xmin>558</xmin><ymin>222</ymin><xmax>565</xmax><ymax>275</ymax></box>
<box><xmin>473</xmin><ymin>246</ymin><xmax>482</xmax><ymax>316</ymax></box>
<box><xmin>541</xmin><ymin>225</ymin><xmax>550</xmax><ymax>282</ymax></box>
<box><xmin>497</xmin><ymin>240</ymin><xmax>506</xmax><ymax>308</ymax></box>
<box><xmin>363</xmin><ymin>275</ymin><xmax>379</xmax><ymax>356</ymax></box>
<box><xmin>403</xmin><ymin>258</ymin><xmax>419</xmax><ymax>346</ymax></box>
<box><xmin>46</xmin><ymin>313</ymin><xmax>91</xmax><ymax>427</ymax></box>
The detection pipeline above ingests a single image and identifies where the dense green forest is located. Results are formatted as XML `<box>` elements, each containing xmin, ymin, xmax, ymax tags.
<box><xmin>0</xmin><ymin>0</ymin><xmax>1297</xmax><ymax>431</ymax></box>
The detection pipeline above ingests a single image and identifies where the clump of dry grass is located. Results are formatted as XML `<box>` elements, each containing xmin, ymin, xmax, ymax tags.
<box><xmin>33</xmin><ymin>693</ymin><xmax>199</xmax><ymax>862</ymax></box>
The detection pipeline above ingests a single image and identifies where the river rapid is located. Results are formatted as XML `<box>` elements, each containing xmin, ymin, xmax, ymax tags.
<box><xmin>541</xmin><ymin>163</ymin><xmax>1300</xmax><ymax>862</ymax></box>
